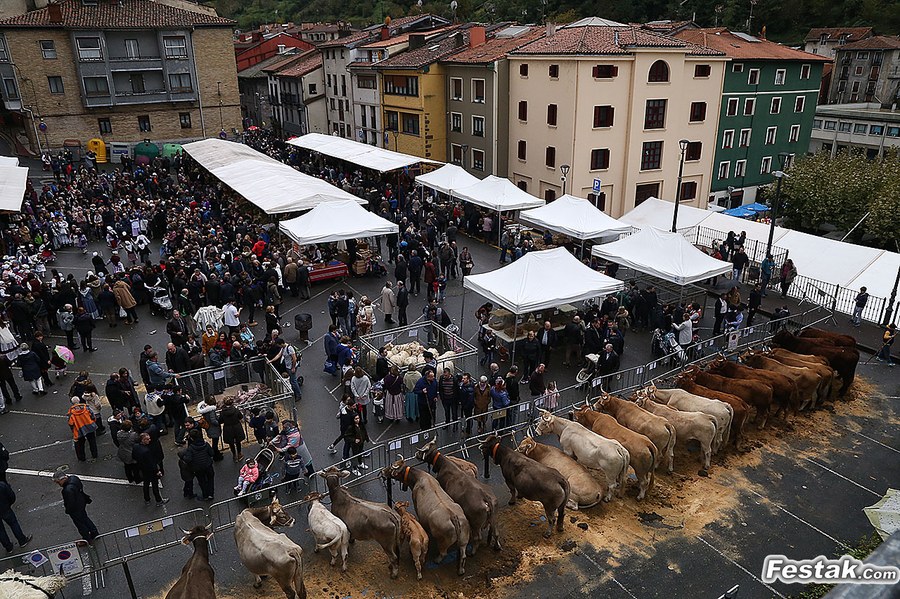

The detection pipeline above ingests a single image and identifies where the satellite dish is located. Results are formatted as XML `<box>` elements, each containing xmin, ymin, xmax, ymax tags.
<box><xmin>417</xmin><ymin>0</ymin><xmax>422</xmax><ymax>6</ymax></box>
<box><xmin>450</xmin><ymin>1</ymin><xmax>458</xmax><ymax>9</ymax></box>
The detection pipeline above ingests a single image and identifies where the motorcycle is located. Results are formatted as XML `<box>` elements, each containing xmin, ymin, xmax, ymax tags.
<box><xmin>146</xmin><ymin>284</ymin><xmax>173</xmax><ymax>320</ymax></box>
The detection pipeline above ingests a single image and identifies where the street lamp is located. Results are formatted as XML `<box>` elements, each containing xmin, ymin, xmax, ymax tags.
<box><xmin>671</xmin><ymin>139</ymin><xmax>690</xmax><ymax>233</ymax></box>
<box><xmin>726</xmin><ymin>185</ymin><xmax>735</xmax><ymax>208</ymax></box>
<box><xmin>765</xmin><ymin>152</ymin><xmax>791</xmax><ymax>257</ymax></box>
<box><xmin>560</xmin><ymin>163</ymin><xmax>570</xmax><ymax>196</ymax></box>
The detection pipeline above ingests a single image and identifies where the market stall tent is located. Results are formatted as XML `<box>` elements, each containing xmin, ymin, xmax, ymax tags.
<box><xmin>619</xmin><ymin>197</ymin><xmax>714</xmax><ymax>232</ymax></box>
<box><xmin>592</xmin><ymin>226</ymin><xmax>732</xmax><ymax>285</ymax></box>
<box><xmin>453</xmin><ymin>175</ymin><xmax>545</xmax><ymax>213</ymax></box>
<box><xmin>0</xmin><ymin>157</ymin><xmax>19</xmax><ymax>166</ymax></box>
<box><xmin>288</xmin><ymin>133</ymin><xmax>440</xmax><ymax>172</ymax></box>
<box><xmin>776</xmin><ymin>230</ymin><xmax>884</xmax><ymax>288</ymax></box>
<box><xmin>518</xmin><ymin>194</ymin><xmax>632</xmax><ymax>241</ymax></box>
<box><xmin>0</xmin><ymin>165</ymin><xmax>29</xmax><ymax>212</ymax></box>
<box><xmin>279</xmin><ymin>199</ymin><xmax>399</xmax><ymax>245</ymax></box>
<box><xmin>415</xmin><ymin>164</ymin><xmax>480</xmax><ymax>195</ymax></box>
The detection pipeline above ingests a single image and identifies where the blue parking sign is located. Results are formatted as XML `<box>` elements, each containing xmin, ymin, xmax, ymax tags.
<box><xmin>592</xmin><ymin>178</ymin><xmax>602</xmax><ymax>193</ymax></box>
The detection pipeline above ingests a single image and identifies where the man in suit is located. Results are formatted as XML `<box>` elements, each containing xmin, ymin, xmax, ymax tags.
<box><xmin>537</xmin><ymin>321</ymin><xmax>558</xmax><ymax>366</ymax></box>
<box><xmin>53</xmin><ymin>471</ymin><xmax>99</xmax><ymax>543</ymax></box>
<box><xmin>396</xmin><ymin>281</ymin><xmax>409</xmax><ymax>325</ymax></box>
<box><xmin>583</xmin><ymin>319</ymin><xmax>605</xmax><ymax>357</ymax></box>
<box><xmin>166</xmin><ymin>310</ymin><xmax>189</xmax><ymax>347</ymax></box>
<box><xmin>598</xmin><ymin>343</ymin><xmax>620</xmax><ymax>392</ymax></box>
<box><xmin>0</xmin><ymin>479</ymin><xmax>32</xmax><ymax>552</ymax></box>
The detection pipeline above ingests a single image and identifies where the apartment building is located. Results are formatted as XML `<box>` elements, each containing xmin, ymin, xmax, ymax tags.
<box><xmin>828</xmin><ymin>36</ymin><xmax>900</xmax><ymax>107</ymax></box>
<box><xmin>0</xmin><ymin>0</ymin><xmax>241</xmax><ymax>152</ymax></box>
<box><xmin>234</xmin><ymin>31</ymin><xmax>313</xmax><ymax>71</ymax></box>
<box><xmin>441</xmin><ymin>24</ymin><xmax>543</xmax><ymax>177</ymax></box>
<box><xmin>507</xmin><ymin>17</ymin><xmax>727</xmax><ymax>217</ymax></box>
<box><xmin>267</xmin><ymin>52</ymin><xmax>326</xmax><ymax>137</ymax></box>
<box><xmin>237</xmin><ymin>48</ymin><xmax>303</xmax><ymax>128</ymax></box>
<box><xmin>804</xmin><ymin>27</ymin><xmax>873</xmax><ymax>59</ymax></box>
<box><xmin>675</xmin><ymin>28</ymin><xmax>828</xmax><ymax>207</ymax></box>
<box><xmin>810</xmin><ymin>103</ymin><xmax>900</xmax><ymax>157</ymax></box>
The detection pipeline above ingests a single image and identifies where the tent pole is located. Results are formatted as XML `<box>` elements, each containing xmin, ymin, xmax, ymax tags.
<box><xmin>510</xmin><ymin>318</ymin><xmax>518</xmax><ymax>369</ymax></box>
<box><xmin>459</xmin><ymin>287</ymin><xmax>467</xmax><ymax>341</ymax></box>
<box><xmin>497</xmin><ymin>209</ymin><xmax>502</xmax><ymax>248</ymax></box>
<box><xmin>580</xmin><ymin>239</ymin><xmax>585</xmax><ymax>261</ymax></box>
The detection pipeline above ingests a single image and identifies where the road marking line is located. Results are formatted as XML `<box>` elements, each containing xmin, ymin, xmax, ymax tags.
<box><xmin>281</xmin><ymin>281</ymin><xmax>342</xmax><ymax>317</ymax></box>
<box><xmin>7</xmin><ymin>410</ymin><xmax>67</xmax><ymax>419</ymax></box>
<box><xmin>373</xmin><ymin>421</ymin><xmax>396</xmax><ymax>443</ymax></box>
<box><xmin>574</xmin><ymin>548</ymin><xmax>639</xmax><ymax>599</ymax></box>
<box><xmin>835</xmin><ymin>424</ymin><xmax>900</xmax><ymax>455</ymax></box>
<box><xmin>696</xmin><ymin>535</ymin><xmax>786</xmax><ymax>599</ymax></box>
<box><xmin>47</xmin><ymin>334</ymin><xmax>122</xmax><ymax>343</ymax></box>
<box><xmin>28</xmin><ymin>499</ymin><xmax>64</xmax><ymax>513</ymax></box>
<box><xmin>746</xmin><ymin>488</ymin><xmax>849</xmax><ymax>550</ymax></box>
<box><xmin>10</xmin><ymin>440</ymin><xmax>70</xmax><ymax>454</ymax></box>
<box><xmin>803</xmin><ymin>458</ymin><xmax>881</xmax><ymax>497</ymax></box>
<box><xmin>8</xmin><ymin>468</ymin><xmax>135</xmax><ymax>486</ymax></box>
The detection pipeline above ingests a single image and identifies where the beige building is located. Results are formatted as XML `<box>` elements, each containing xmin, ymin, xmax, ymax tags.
<box><xmin>0</xmin><ymin>0</ymin><xmax>241</xmax><ymax>154</ymax></box>
<box><xmin>507</xmin><ymin>17</ymin><xmax>727</xmax><ymax>217</ymax></box>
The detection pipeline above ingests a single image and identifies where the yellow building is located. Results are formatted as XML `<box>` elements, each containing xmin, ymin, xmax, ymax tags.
<box><xmin>375</xmin><ymin>27</ymin><xmax>468</xmax><ymax>162</ymax></box>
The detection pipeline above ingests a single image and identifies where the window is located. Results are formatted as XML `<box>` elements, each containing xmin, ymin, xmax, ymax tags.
<box><xmin>800</xmin><ymin>64</ymin><xmax>811</xmax><ymax>79</ymax></box>
<box><xmin>125</xmin><ymin>38</ymin><xmax>139</xmax><ymax>59</ymax></box>
<box><xmin>593</xmin><ymin>105</ymin><xmax>614</xmax><ymax>127</ymax></box>
<box><xmin>98</xmin><ymin>118</ymin><xmax>112</xmax><ymax>134</ymax></box>
<box><xmin>590</xmin><ymin>148</ymin><xmax>610</xmax><ymax>170</ymax></box>
<box><xmin>548</xmin><ymin>64</ymin><xmax>559</xmax><ymax>78</ymax></box>
<box><xmin>648</xmin><ymin>60</ymin><xmax>669</xmax><ymax>82</ymax></box>
<box><xmin>823</xmin><ymin>120</ymin><xmax>836</xmax><ymax>130</ymax></box>
<box><xmin>450</xmin><ymin>77</ymin><xmax>462</xmax><ymax>100</ymax></box>
<box><xmin>813</xmin><ymin>119</ymin><xmax>822</xmax><ymax>129</ymax></box>
<box><xmin>517</xmin><ymin>140</ymin><xmax>526</xmax><ymax>160</ymax></box>
<box><xmin>717</xmin><ymin>161</ymin><xmax>730</xmax><ymax>179</ymax></box>
<box><xmin>744</xmin><ymin>98</ymin><xmax>756</xmax><ymax>115</ymax></box>
<box><xmin>588</xmin><ymin>192</ymin><xmax>606</xmax><ymax>210</ymax></box>
<box><xmin>168</xmin><ymin>73</ymin><xmax>192</xmax><ymax>92</ymax></box>
<box><xmin>401</xmin><ymin>113</ymin><xmax>419</xmax><ymax>135</ymax></box>
<box><xmin>644</xmin><ymin>99</ymin><xmax>666</xmax><ymax>129</ymax></box>
<box><xmin>635</xmin><ymin>183</ymin><xmax>659</xmax><ymax>206</ymax></box>
<box><xmin>76</xmin><ymin>37</ymin><xmax>102</xmax><ymax>60</ymax></box>
<box><xmin>784</xmin><ymin>154</ymin><xmax>795</xmax><ymax>168</ymax></box>
<box><xmin>179</xmin><ymin>112</ymin><xmax>192</xmax><ymax>129</ymax></box>
<box><xmin>591</xmin><ymin>64</ymin><xmax>617</xmax><ymax>78</ymax></box>
<box><xmin>853</xmin><ymin>123</ymin><xmax>868</xmax><ymax>134</ymax></box>
<box><xmin>794</xmin><ymin>96</ymin><xmax>805</xmax><ymax>113</ymax></box>
<box><xmin>0</xmin><ymin>38</ymin><xmax>7</xmax><ymax>62</ymax></box>
<box><xmin>760</xmin><ymin>156</ymin><xmax>772</xmax><ymax>174</ymax></box>
<box><xmin>384</xmin><ymin>75</ymin><xmax>418</xmax><ymax>96</ymax></box>
<box><xmin>855</xmin><ymin>65</ymin><xmax>863</xmax><ymax>76</ymax></box>
<box><xmin>519</xmin><ymin>63</ymin><xmax>528</xmax><ymax>77</ymax></box>
<box><xmin>309</xmin><ymin>83</ymin><xmax>317</xmax><ymax>95</ymax></box>
<box><xmin>680</xmin><ymin>181</ymin><xmax>697</xmax><ymax>200</ymax></box>
<box><xmin>517</xmin><ymin>180</ymin><xmax>528</xmax><ymax>192</ymax></box>
<box><xmin>518</xmin><ymin>100</ymin><xmax>527</xmax><ymax>121</ymax></box>
<box><xmin>748</xmin><ymin>68</ymin><xmax>760</xmax><ymax>85</ymax></box>
<box><xmin>726</xmin><ymin>98</ymin><xmax>739</xmax><ymax>116</ymax></box>
<box><xmin>887</xmin><ymin>126</ymin><xmax>900</xmax><ymax>137</ymax></box>
<box><xmin>689</xmin><ymin>101</ymin><xmax>706</xmax><ymax>122</ymax></box>
<box><xmin>545</xmin><ymin>146</ymin><xmax>556</xmax><ymax>168</ymax></box>
<box><xmin>544</xmin><ymin>189</ymin><xmax>556</xmax><ymax>202</ymax></box>
<box><xmin>546</xmin><ymin>104</ymin><xmax>557</xmax><ymax>126</ymax></box>
<box><xmin>870</xmin><ymin>125</ymin><xmax>884</xmax><ymax>135</ymax></box>
<box><xmin>357</xmin><ymin>76</ymin><xmax>376</xmax><ymax>89</ymax></box>
<box><xmin>770</xmin><ymin>97</ymin><xmax>782</xmax><ymax>114</ymax></box>
<box><xmin>722</xmin><ymin>130</ymin><xmax>734</xmax><ymax>149</ymax></box>
<box><xmin>472</xmin><ymin>149</ymin><xmax>484</xmax><ymax>171</ymax></box>
<box><xmin>47</xmin><ymin>76</ymin><xmax>64</xmax><ymax>94</ymax></box>
<box><xmin>765</xmin><ymin>126</ymin><xmax>777</xmax><ymax>144</ymax></box>
<box><xmin>839</xmin><ymin>122</ymin><xmax>852</xmax><ymax>132</ymax></box>
<box><xmin>163</xmin><ymin>35</ymin><xmax>187</xmax><ymax>58</ymax></box>
<box><xmin>641</xmin><ymin>141</ymin><xmax>662</xmax><ymax>170</ymax></box>
<box><xmin>694</xmin><ymin>64</ymin><xmax>711</xmax><ymax>78</ymax></box>
<box><xmin>138</xmin><ymin>114</ymin><xmax>151</xmax><ymax>132</ymax></box>
<box><xmin>774</xmin><ymin>69</ymin><xmax>786</xmax><ymax>85</ymax></box>
<box><xmin>450</xmin><ymin>144</ymin><xmax>463</xmax><ymax>165</ymax></box>
<box><xmin>472</xmin><ymin>115</ymin><xmax>484</xmax><ymax>137</ymax></box>
<box><xmin>450</xmin><ymin>112</ymin><xmax>461</xmax><ymax>133</ymax></box>
<box><xmin>686</xmin><ymin>141</ymin><xmax>702</xmax><ymax>161</ymax></box>
<box><xmin>789</xmin><ymin>124</ymin><xmax>800</xmax><ymax>142</ymax></box>
<box><xmin>734</xmin><ymin>160</ymin><xmax>746</xmax><ymax>177</ymax></box>
<box><xmin>386</xmin><ymin>110</ymin><xmax>399</xmax><ymax>131</ymax></box>
<box><xmin>83</xmin><ymin>76</ymin><xmax>109</xmax><ymax>95</ymax></box>
<box><xmin>732</xmin><ymin>63</ymin><xmax>744</xmax><ymax>72</ymax></box>
<box><xmin>40</xmin><ymin>40</ymin><xmax>56</xmax><ymax>59</ymax></box>
<box><xmin>856</xmin><ymin>51</ymin><xmax>869</xmax><ymax>60</ymax></box>
<box><xmin>739</xmin><ymin>129</ymin><xmax>751</xmax><ymax>147</ymax></box>
<box><xmin>472</xmin><ymin>79</ymin><xmax>485</xmax><ymax>103</ymax></box>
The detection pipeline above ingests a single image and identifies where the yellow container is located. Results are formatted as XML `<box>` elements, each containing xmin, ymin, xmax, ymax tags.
<box><xmin>86</xmin><ymin>138</ymin><xmax>107</xmax><ymax>163</ymax></box>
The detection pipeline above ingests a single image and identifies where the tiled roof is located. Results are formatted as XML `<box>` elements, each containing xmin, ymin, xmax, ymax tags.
<box><xmin>0</xmin><ymin>0</ymin><xmax>233</xmax><ymax>28</ymax></box>
<box><xmin>260</xmin><ymin>52</ymin><xmax>313</xmax><ymax>74</ymax></box>
<box><xmin>804</xmin><ymin>27</ymin><xmax>873</xmax><ymax>42</ymax></box>
<box><xmin>275</xmin><ymin>53</ymin><xmax>323</xmax><ymax>77</ymax></box>
<box><xmin>511</xmin><ymin>22</ymin><xmax>722</xmax><ymax>56</ymax></box>
<box><xmin>639</xmin><ymin>20</ymin><xmax>695</xmax><ymax>33</ymax></box>
<box><xmin>238</xmin><ymin>49</ymin><xmax>304</xmax><ymax>78</ymax></box>
<box><xmin>374</xmin><ymin>27</ymin><xmax>467</xmax><ymax>69</ymax></box>
<box><xmin>675</xmin><ymin>28</ymin><xmax>830</xmax><ymax>61</ymax></box>
<box><xmin>359</xmin><ymin>26</ymin><xmax>454</xmax><ymax>49</ymax></box>
<box><xmin>317</xmin><ymin>15</ymin><xmax>448</xmax><ymax>48</ymax></box>
<box><xmin>443</xmin><ymin>25</ymin><xmax>544</xmax><ymax>64</ymax></box>
<box><xmin>838</xmin><ymin>35</ymin><xmax>900</xmax><ymax>51</ymax></box>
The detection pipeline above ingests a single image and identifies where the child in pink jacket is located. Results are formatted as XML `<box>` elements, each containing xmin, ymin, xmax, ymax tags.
<box><xmin>234</xmin><ymin>458</ymin><xmax>259</xmax><ymax>494</ymax></box>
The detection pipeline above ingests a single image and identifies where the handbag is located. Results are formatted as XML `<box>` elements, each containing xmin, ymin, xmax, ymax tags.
<box><xmin>323</xmin><ymin>360</ymin><xmax>337</xmax><ymax>375</ymax></box>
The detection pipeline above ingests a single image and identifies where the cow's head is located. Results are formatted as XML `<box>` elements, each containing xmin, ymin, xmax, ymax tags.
<box><xmin>266</xmin><ymin>499</ymin><xmax>295</xmax><ymax>529</ymax></box>
<box><xmin>414</xmin><ymin>438</ymin><xmax>437</xmax><ymax>463</ymax></box>
<box><xmin>383</xmin><ymin>455</ymin><xmax>407</xmax><ymax>481</ymax></box>
<box><xmin>708</xmin><ymin>356</ymin><xmax>725</xmax><ymax>369</ymax></box>
<box><xmin>302</xmin><ymin>492</ymin><xmax>326</xmax><ymax>503</ymax></box>
<box><xmin>572</xmin><ymin>404</ymin><xmax>592</xmax><ymax>424</ymax></box>
<box><xmin>479</xmin><ymin>435</ymin><xmax>500</xmax><ymax>458</ymax></box>
<box><xmin>515</xmin><ymin>436</ymin><xmax>536</xmax><ymax>455</ymax></box>
<box><xmin>319</xmin><ymin>466</ymin><xmax>351</xmax><ymax>486</ymax></box>
<box><xmin>180</xmin><ymin>524</ymin><xmax>213</xmax><ymax>546</ymax></box>
<box><xmin>533</xmin><ymin>411</ymin><xmax>554</xmax><ymax>436</ymax></box>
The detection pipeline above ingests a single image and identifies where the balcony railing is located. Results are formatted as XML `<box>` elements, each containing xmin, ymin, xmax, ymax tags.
<box><xmin>108</xmin><ymin>55</ymin><xmax>161</xmax><ymax>62</ymax></box>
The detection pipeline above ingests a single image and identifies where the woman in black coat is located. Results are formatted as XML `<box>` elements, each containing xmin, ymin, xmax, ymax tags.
<box><xmin>74</xmin><ymin>307</ymin><xmax>97</xmax><ymax>352</ymax></box>
<box><xmin>219</xmin><ymin>398</ymin><xmax>246</xmax><ymax>462</ymax></box>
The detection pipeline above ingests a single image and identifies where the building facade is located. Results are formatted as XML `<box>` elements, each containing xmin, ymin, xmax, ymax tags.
<box><xmin>268</xmin><ymin>52</ymin><xmax>326</xmax><ymax>137</ymax></box>
<box><xmin>810</xmin><ymin>103</ymin><xmax>900</xmax><ymax>157</ymax></box>
<box><xmin>0</xmin><ymin>0</ymin><xmax>241</xmax><ymax>152</ymax></box>
<box><xmin>828</xmin><ymin>36</ymin><xmax>900</xmax><ymax>107</ymax></box>
<box><xmin>676</xmin><ymin>28</ymin><xmax>828</xmax><ymax>207</ymax></box>
<box><xmin>237</xmin><ymin>49</ymin><xmax>302</xmax><ymax>129</ymax></box>
<box><xmin>803</xmin><ymin>27</ymin><xmax>873</xmax><ymax>59</ymax></box>
<box><xmin>507</xmin><ymin>18</ymin><xmax>727</xmax><ymax>217</ymax></box>
<box><xmin>234</xmin><ymin>31</ymin><xmax>313</xmax><ymax>71</ymax></box>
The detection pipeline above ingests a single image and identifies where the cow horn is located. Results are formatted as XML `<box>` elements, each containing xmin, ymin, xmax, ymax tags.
<box><xmin>181</xmin><ymin>528</ymin><xmax>191</xmax><ymax>535</ymax></box>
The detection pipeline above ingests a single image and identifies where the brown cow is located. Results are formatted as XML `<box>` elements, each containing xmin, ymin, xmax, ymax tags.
<box><xmin>799</xmin><ymin>327</ymin><xmax>857</xmax><ymax>348</ymax></box>
<box><xmin>415</xmin><ymin>439</ymin><xmax>501</xmax><ymax>552</ymax></box>
<box><xmin>767</xmin><ymin>348</ymin><xmax>837</xmax><ymax>402</ymax></box>
<box><xmin>772</xmin><ymin>330</ymin><xmax>859</xmax><ymax>396</ymax></box>
<box><xmin>742</xmin><ymin>352</ymin><xmax>821</xmax><ymax>411</ymax></box>
<box><xmin>682</xmin><ymin>366</ymin><xmax>774</xmax><ymax>429</ymax></box>
<box><xmin>234</xmin><ymin>501</ymin><xmax>305</xmax><ymax>599</ymax></box>
<box><xmin>393</xmin><ymin>501</ymin><xmax>429</xmax><ymax>581</ymax></box>
<box><xmin>384</xmin><ymin>458</ymin><xmax>470</xmax><ymax>576</ymax></box>
<box><xmin>320</xmin><ymin>467</ymin><xmax>402</xmax><ymax>578</ymax></box>
<box><xmin>572</xmin><ymin>405</ymin><xmax>657</xmax><ymax>500</ymax></box>
<box><xmin>166</xmin><ymin>525</ymin><xmax>215</xmax><ymax>599</ymax></box>
<box><xmin>480</xmin><ymin>434</ymin><xmax>569</xmax><ymax>537</ymax></box>
<box><xmin>674</xmin><ymin>377</ymin><xmax>749</xmax><ymax>449</ymax></box>
<box><xmin>708</xmin><ymin>357</ymin><xmax>798</xmax><ymax>417</ymax></box>
<box><xmin>516</xmin><ymin>437</ymin><xmax>607</xmax><ymax>509</ymax></box>
<box><xmin>445</xmin><ymin>455</ymin><xmax>478</xmax><ymax>478</ymax></box>
<box><xmin>633</xmin><ymin>393</ymin><xmax>717</xmax><ymax>469</ymax></box>
<box><xmin>593</xmin><ymin>393</ymin><xmax>677</xmax><ymax>472</ymax></box>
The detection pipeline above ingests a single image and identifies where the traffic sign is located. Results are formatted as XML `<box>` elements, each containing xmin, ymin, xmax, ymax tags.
<box><xmin>592</xmin><ymin>178</ymin><xmax>602</xmax><ymax>193</ymax></box>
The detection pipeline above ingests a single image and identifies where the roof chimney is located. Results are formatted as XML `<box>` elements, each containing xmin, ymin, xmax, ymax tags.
<box><xmin>546</xmin><ymin>22</ymin><xmax>556</xmax><ymax>37</ymax></box>
<box><xmin>277</xmin><ymin>44</ymin><xmax>286</xmax><ymax>54</ymax></box>
<box><xmin>48</xmin><ymin>1</ymin><xmax>63</xmax><ymax>23</ymax></box>
<box><xmin>380</xmin><ymin>24</ymin><xmax>390</xmax><ymax>41</ymax></box>
<box><xmin>409</xmin><ymin>33</ymin><xmax>427</xmax><ymax>50</ymax></box>
<box><xmin>469</xmin><ymin>25</ymin><xmax>486</xmax><ymax>48</ymax></box>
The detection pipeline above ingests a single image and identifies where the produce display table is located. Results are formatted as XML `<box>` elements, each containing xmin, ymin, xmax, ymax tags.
<box><xmin>309</xmin><ymin>262</ymin><xmax>348</xmax><ymax>283</ymax></box>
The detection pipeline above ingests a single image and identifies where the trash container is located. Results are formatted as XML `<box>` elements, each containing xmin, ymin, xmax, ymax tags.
<box><xmin>295</xmin><ymin>313</ymin><xmax>313</xmax><ymax>344</ymax></box>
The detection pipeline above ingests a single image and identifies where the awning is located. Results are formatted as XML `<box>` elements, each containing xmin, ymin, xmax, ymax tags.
<box><xmin>777</xmin><ymin>230</ymin><xmax>885</xmax><ymax>288</ymax></box>
<box><xmin>518</xmin><ymin>194</ymin><xmax>632</xmax><ymax>241</ymax></box>
<box><xmin>0</xmin><ymin>165</ymin><xmax>29</xmax><ymax>212</ymax></box>
<box><xmin>288</xmin><ymin>133</ymin><xmax>440</xmax><ymax>173</ymax></box>
<box><xmin>619</xmin><ymin>197</ymin><xmax>714</xmax><ymax>232</ymax></box>
<box><xmin>722</xmin><ymin>206</ymin><xmax>757</xmax><ymax>218</ymax></box>
<box><xmin>182</xmin><ymin>139</ymin><xmax>364</xmax><ymax>214</ymax></box>
<box><xmin>279</xmin><ymin>199</ymin><xmax>399</xmax><ymax>245</ymax></box>
<box><xmin>592</xmin><ymin>227</ymin><xmax>732</xmax><ymax>285</ymax></box>
<box><xmin>415</xmin><ymin>164</ymin><xmax>480</xmax><ymax>195</ymax></box>
<box><xmin>463</xmin><ymin>247</ymin><xmax>623</xmax><ymax>314</ymax></box>
<box><xmin>452</xmin><ymin>175</ymin><xmax>544</xmax><ymax>212</ymax></box>
<box><xmin>0</xmin><ymin>156</ymin><xmax>19</xmax><ymax>167</ymax></box>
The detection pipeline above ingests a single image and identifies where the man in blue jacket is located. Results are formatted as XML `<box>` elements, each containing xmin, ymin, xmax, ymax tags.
<box><xmin>52</xmin><ymin>471</ymin><xmax>99</xmax><ymax>543</ymax></box>
<box><xmin>413</xmin><ymin>370</ymin><xmax>438</xmax><ymax>433</ymax></box>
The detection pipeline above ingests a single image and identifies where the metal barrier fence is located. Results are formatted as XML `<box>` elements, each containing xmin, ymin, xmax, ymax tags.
<box><xmin>693</xmin><ymin>226</ymin><xmax>790</xmax><ymax>269</ymax></box>
<box><xmin>784</xmin><ymin>273</ymin><xmax>896</xmax><ymax>325</ymax></box>
<box><xmin>357</xmin><ymin>320</ymin><xmax>479</xmax><ymax>375</ymax></box>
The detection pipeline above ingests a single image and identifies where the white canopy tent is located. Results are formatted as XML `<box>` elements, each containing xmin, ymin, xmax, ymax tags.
<box><xmin>699</xmin><ymin>211</ymin><xmax>790</xmax><ymax>262</ymax></box>
<box><xmin>776</xmin><ymin>230</ymin><xmax>885</xmax><ymax>288</ymax></box>
<box><xmin>0</xmin><ymin>165</ymin><xmax>29</xmax><ymax>212</ymax></box>
<box><xmin>279</xmin><ymin>199</ymin><xmax>399</xmax><ymax>245</ymax></box>
<box><xmin>845</xmin><ymin>251</ymin><xmax>900</xmax><ymax>304</ymax></box>
<box><xmin>619</xmin><ymin>197</ymin><xmax>714</xmax><ymax>233</ymax></box>
<box><xmin>0</xmin><ymin>157</ymin><xmax>19</xmax><ymax>167</ymax></box>
<box><xmin>592</xmin><ymin>226</ymin><xmax>732</xmax><ymax>285</ymax></box>
<box><xmin>518</xmin><ymin>194</ymin><xmax>632</xmax><ymax>241</ymax></box>
<box><xmin>453</xmin><ymin>175</ymin><xmax>544</xmax><ymax>246</ymax></box>
<box><xmin>415</xmin><ymin>164</ymin><xmax>480</xmax><ymax>196</ymax></box>
<box><xmin>183</xmin><ymin>139</ymin><xmax>363</xmax><ymax>214</ymax></box>
<box><xmin>288</xmin><ymin>133</ymin><xmax>440</xmax><ymax>173</ymax></box>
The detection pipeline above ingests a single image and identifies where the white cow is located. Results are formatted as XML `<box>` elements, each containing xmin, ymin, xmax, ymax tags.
<box><xmin>648</xmin><ymin>385</ymin><xmax>733</xmax><ymax>454</ymax></box>
<box><xmin>304</xmin><ymin>492</ymin><xmax>350</xmax><ymax>572</ymax></box>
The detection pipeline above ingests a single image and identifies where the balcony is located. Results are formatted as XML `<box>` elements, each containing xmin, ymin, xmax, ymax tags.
<box><xmin>873</xmin><ymin>53</ymin><xmax>883</xmax><ymax>66</ymax></box>
<box><xmin>113</xmin><ymin>89</ymin><xmax>167</xmax><ymax>105</ymax></box>
<box><xmin>108</xmin><ymin>55</ymin><xmax>164</xmax><ymax>71</ymax></box>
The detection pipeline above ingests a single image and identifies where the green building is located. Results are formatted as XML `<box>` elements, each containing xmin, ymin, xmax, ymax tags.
<box><xmin>676</xmin><ymin>28</ymin><xmax>829</xmax><ymax>207</ymax></box>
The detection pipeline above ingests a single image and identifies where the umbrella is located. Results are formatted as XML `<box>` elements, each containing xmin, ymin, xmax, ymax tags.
<box><xmin>247</xmin><ymin>126</ymin><xmax>259</xmax><ymax>131</ymax></box>
<box><xmin>744</xmin><ymin>202</ymin><xmax>770</xmax><ymax>212</ymax></box>
<box><xmin>865</xmin><ymin>488</ymin><xmax>900</xmax><ymax>540</ymax></box>
<box><xmin>722</xmin><ymin>206</ymin><xmax>757</xmax><ymax>218</ymax></box>
<box><xmin>54</xmin><ymin>345</ymin><xmax>74</xmax><ymax>364</ymax></box>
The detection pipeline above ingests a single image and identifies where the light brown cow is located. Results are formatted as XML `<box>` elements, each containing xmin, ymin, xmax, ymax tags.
<box><xmin>516</xmin><ymin>437</ymin><xmax>606</xmax><ymax>509</ymax></box>
<box><xmin>234</xmin><ymin>501</ymin><xmax>305</xmax><ymax>599</ymax></box>
<box><xmin>674</xmin><ymin>378</ymin><xmax>749</xmax><ymax>450</ymax></box>
<box><xmin>572</xmin><ymin>405</ymin><xmax>657</xmax><ymax>500</ymax></box>
<box><xmin>766</xmin><ymin>348</ymin><xmax>836</xmax><ymax>403</ymax></box>
<box><xmin>593</xmin><ymin>392</ymin><xmax>677</xmax><ymax>473</ymax></box>
<box><xmin>634</xmin><ymin>393</ymin><xmax>717</xmax><ymax>469</ymax></box>
<box><xmin>645</xmin><ymin>385</ymin><xmax>733</xmax><ymax>454</ymax></box>
<box><xmin>393</xmin><ymin>501</ymin><xmax>429</xmax><ymax>581</ymax></box>
<box><xmin>303</xmin><ymin>492</ymin><xmax>349</xmax><ymax>572</ymax></box>
<box><xmin>742</xmin><ymin>352</ymin><xmax>821</xmax><ymax>411</ymax></box>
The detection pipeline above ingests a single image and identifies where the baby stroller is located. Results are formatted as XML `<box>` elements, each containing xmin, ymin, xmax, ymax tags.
<box><xmin>366</xmin><ymin>255</ymin><xmax>388</xmax><ymax>277</ymax></box>
<box><xmin>241</xmin><ymin>447</ymin><xmax>280</xmax><ymax>507</ymax></box>
<box><xmin>651</xmin><ymin>328</ymin><xmax>686</xmax><ymax>367</ymax></box>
